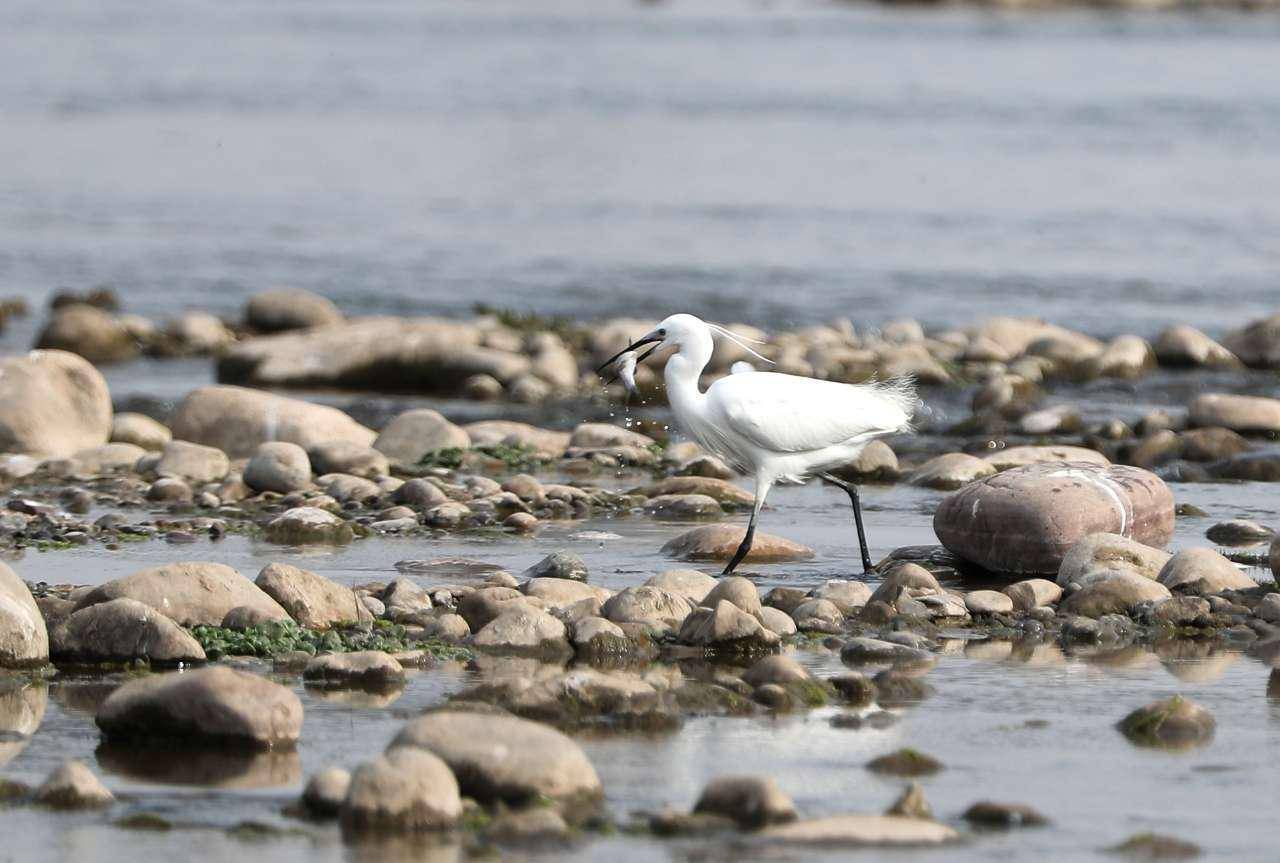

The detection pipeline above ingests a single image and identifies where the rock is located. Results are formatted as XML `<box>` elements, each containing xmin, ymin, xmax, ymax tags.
<box><xmin>166</xmin><ymin>312</ymin><xmax>232</xmax><ymax>353</ymax></box>
<box><xmin>831</xmin><ymin>673</ymin><xmax>877</xmax><ymax>706</ymax></box>
<box><xmin>382</xmin><ymin>579</ymin><xmax>433</xmax><ymax>622</ymax></box>
<box><xmin>243</xmin><ymin>442</ymin><xmax>311</xmax><ymax>493</ymax></box>
<box><xmin>1205</xmin><ymin>519</ymin><xmax>1274</xmax><ymax>545</ymax></box>
<box><xmin>36</xmin><ymin>304</ymin><xmax>137</xmax><ymax>363</ymax></box>
<box><xmin>962</xmin><ymin>801</ymin><xmax>1049</xmax><ymax>827</ymax></box>
<box><xmin>808</xmin><ymin>580</ymin><xmax>872</xmax><ymax>614</ymax></box>
<box><xmin>871</xmin><ymin>669</ymin><xmax>933</xmax><ymax>706</ymax></box>
<box><xmin>1083</xmin><ymin>335</ymin><xmax>1155</xmax><ymax>379</ymax></box>
<box><xmin>34</xmin><ymin>760</ymin><xmax>114</xmax><ymax>808</ymax></box>
<box><xmin>1058</xmin><ymin>533</ymin><xmax>1173</xmax><ymax>587</ymax></box>
<box><xmin>456</xmin><ymin>586</ymin><xmax>524</xmax><ymax>631</ymax></box>
<box><xmin>703</xmin><ymin>576</ymin><xmax>764</xmax><ymax>621</ymax></box>
<box><xmin>69</xmin><ymin>442</ymin><xmax>146</xmax><ymax>474</ymax></box>
<box><xmin>50</xmin><ymin>598</ymin><xmax>205</xmax><ymax>664</ymax></box>
<box><xmin>934</xmin><ymin>463</ymin><xmax>1174</xmax><ymax>576</ymax></box>
<box><xmin>96</xmin><ymin>667</ymin><xmax>303</xmax><ymax>748</ymax></box>
<box><xmin>245</xmin><ymin>289</ymin><xmax>343</xmax><ymax>333</ymax></box>
<box><xmin>473</xmin><ymin>607</ymin><xmax>570</xmax><ymax>656</ymax></box>
<box><xmin>829</xmin><ymin>440</ymin><xmax>899</xmax><ymax>483</ymax></box>
<box><xmin>1060</xmin><ymin>570</ymin><xmax>1172</xmax><ymax>618</ymax></box>
<box><xmin>886</xmin><ymin>782</ymin><xmax>932</xmax><ymax>820</ymax></box>
<box><xmin>110</xmin><ymin>413</ymin><xmax>171</xmax><ymax>451</ymax></box>
<box><xmin>322</xmin><ymin>473</ymin><xmax>382</xmax><ymax>503</ymax></box>
<box><xmin>761</xmin><ymin>815</ymin><xmax>957</xmax><ymax>847</ymax></box>
<box><xmin>662</xmin><ymin>524</ymin><xmax>814</xmax><ymax>564</ymax></box>
<box><xmin>965</xmin><ymin>590</ymin><xmax>1013</xmax><ymax>615</ymax></box>
<box><xmin>171</xmin><ymin>385</ymin><xmax>375</xmax><ymax>458</ymax></box>
<box><xmin>1003</xmin><ymin>579</ymin><xmax>1063</xmax><ymax>612</ymax></box>
<box><xmin>0</xmin><ymin>350</ymin><xmax>112</xmax><ymax>457</ymax></box>
<box><xmin>305</xmin><ymin>651</ymin><xmax>405</xmax><ymax>689</ymax></box>
<box><xmin>1154</xmin><ymin>325</ymin><xmax>1239</xmax><ymax>368</ymax></box>
<box><xmin>373</xmin><ymin>409</ymin><xmax>471</xmax><ymax>464</ymax></box>
<box><xmin>393</xmin><ymin>478</ymin><xmax>449</xmax><ymax>508</ymax></box>
<box><xmin>571</xmin><ymin>616</ymin><xmax>629</xmax><ymax>652</ymax></box>
<box><xmin>643</xmin><ymin>570</ymin><xmax>717</xmax><ymax>605</ymax></box>
<box><xmin>1117</xmin><ymin>695</ymin><xmax>1215</xmax><ymax>749</ymax></box>
<box><xmin>1149</xmin><ymin>595</ymin><xmax>1211</xmax><ymax>626</ymax></box>
<box><xmin>1189</xmin><ymin>393</ymin><xmax>1280</xmax><ymax>434</ymax></box>
<box><xmin>420</xmin><ymin>613</ymin><xmax>470</xmax><ymax>642</ymax></box>
<box><xmin>74</xmin><ymin>562</ymin><xmax>289</xmax><ymax>627</ymax></box>
<box><xmin>677</xmin><ymin>455</ymin><xmax>736</xmax><ymax>480</ymax></box>
<box><xmin>146</xmin><ymin>477</ymin><xmax>192</xmax><ymax>503</ymax></box>
<box><xmin>151</xmin><ymin>440</ymin><xmax>230</xmax><ymax>483</ymax></box>
<box><xmin>522</xmin><ymin>578</ymin><xmax>610</xmax><ymax>609</ymax></box>
<box><xmin>255</xmin><ymin>563</ymin><xmax>370</xmax><ymax>628</ymax></box>
<box><xmin>340</xmin><ymin>748</ymin><xmax>462</xmax><ymax>832</ymax></box>
<box><xmin>867</xmin><ymin>748</ymin><xmax>943</xmax><ymax>776</ymax></box>
<box><xmin>678</xmin><ymin>600</ymin><xmax>780</xmax><ymax>652</ymax></box>
<box><xmin>868</xmin><ymin>563</ymin><xmax>943</xmax><ymax>606</ymax></box>
<box><xmin>645</xmin><ymin>493</ymin><xmax>723</xmax><ymax>519</ymax></box>
<box><xmin>1273</xmin><ymin>535</ymin><xmax>1280</xmax><ymax>581</ymax></box>
<box><xmin>1156</xmin><ymin>548</ymin><xmax>1256</xmax><ymax>593</ymax></box>
<box><xmin>907</xmin><ymin>453</ymin><xmax>996</xmax><ymax>490</ymax></box>
<box><xmin>841</xmin><ymin>638</ymin><xmax>931</xmax><ymax>666</ymax></box>
<box><xmin>789</xmin><ymin>599</ymin><xmax>844</xmax><ymax>633</ymax></box>
<box><xmin>302</xmin><ymin>767</ymin><xmax>351</xmax><ymax>817</ymax></box>
<box><xmin>983</xmin><ymin>445</ymin><xmax>1109</xmax><ymax>472</ymax></box>
<box><xmin>522</xmin><ymin>551</ymin><xmax>589</xmax><ymax>583</ymax></box>
<box><xmin>0</xmin><ymin>562</ymin><xmax>49</xmax><ymax>667</ymax></box>
<box><xmin>636</xmin><ymin>476</ymin><xmax>755</xmax><ymax>506</ymax></box>
<box><xmin>391</xmin><ymin>709</ymin><xmax>602</xmax><ymax>805</ymax></box>
<box><xmin>693</xmin><ymin>776</ymin><xmax>797</xmax><ymax>828</ymax></box>
<box><xmin>1222</xmin><ymin>312</ymin><xmax>1280</xmax><ymax>369</ymax></box>
<box><xmin>570</xmin><ymin>422</ymin><xmax>653</xmax><ymax>449</ymax></box>
<box><xmin>1107</xmin><ymin>832</ymin><xmax>1202</xmax><ymax>859</ymax></box>
<box><xmin>760</xmin><ymin>607</ymin><xmax>798</xmax><ymax>637</ymax></box>
<box><xmin>463</xmin><ymin>421</ymin><xmax>570</xmax><ymax>458</ymax></box>
<box><xmin>306</xmin><ymin>441</ymin><xmax>389</xmax><ymax>478</ymax></box>
<box><xmin>265</xmin><ymin>507</ymin><xmax>354</xmax><ymax>545</ymax></box>
<box><xmin>1207</xmin><ymin>449</ymin><xmax>1280</xmax><ymax>481</ymax></box>
<box><xmin>602</xmin><ymin>587</ymin><xmax>694</xmax><ymax>637</ymax></box>
<box><xmin>742</xmin><ymin>655</ymin><xmax>811</xmax><ymax>688</ymax></box>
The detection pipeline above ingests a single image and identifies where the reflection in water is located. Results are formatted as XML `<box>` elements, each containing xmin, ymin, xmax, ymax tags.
<box><xmin>305</xmin><ymin>684</ymin><xmax>405</xmax><ymax>709</ymax></box>
<box><xmin>1080</xmin><ymin>645</ymin><xmax>1162</xmax><ymax>672</ymax></box>
<box><xmin>51</xmin><ymin>679</ymin><xmax>123</xmax><ymax>716</ymax></box>
<box><xmin>1156</xmin><ymin>642</ymin><xmax>1241</xmax><ymax>684</ymax></box>
<box><xmin>96</xmin><ymin>742</ymin><xmax>301</xmax><ymax>789</ymax></box>
<box><xmin>343</xmin><ymin>834</ymin><xmax>463</xmax><ymax>863</ymax></box>
<box><xmin>0</xmin><ymin>680</ymin><xmax>46</xmax><ymax>767</ymax></box>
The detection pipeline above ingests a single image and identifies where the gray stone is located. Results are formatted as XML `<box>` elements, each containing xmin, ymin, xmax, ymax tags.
<box><xmin>0</xmin><ymin>350</ymin><xmax>112</xmax><ymax>458</ymax></box>
<box><xmin>522</xmin><ymin>551</ymin><xmax>589</xmax><ymax>582</ymax></box>
<box><xmin>1189</xmin><ymin>393</ymin><xmax>1280</xmax><ymax>434</ymax></box>
<box><xmin>677</xmin><ymin>600</ymin><xmax>780</xmax><ymax>651</ymax></box>
<box><xmin>243</xmin><ymin>441</ymin><xmax>312</xmax><ymax>493</ymax></box>
<box><xmin>760</xmin><ymin>815</ymin><xmax>957</xmax><ymax>847</ymax></box>
<box><xmin>302</xmin><ymin>766</ymin><xmax>350</xmax><ymax>817</ymax></box>
<box><xmin>1003</xmin><ymin>578</ymin><xmax>1063</xmax><ymax>612</ymax></box>
<box><xmin>304</xmin><ymin>651</ymin><xmax>406</xmax><ymax>689</ymax></box>
<box><xmin>391</xmin><ymin>709</ymin><xmax>602</xmax><ymax>805</ymax></box>
<box><xmin>0</xmin><ymin>562</ymin><xmax>48</xmax><ymax>668</ymax></box>
<box><xmin>907</xmin><ymin>453</ymin><xmax>996</xmax><ymax>490</ymax></box>
<box><xmin>50</xmin><ymin>598</ymin><xmax>205</xmax><ymax>664</ymax></box>
<box><xmin>96</xmin><ymin>666</ymin><xmax>303</xmax><ymax>748</ymax></box>
<box><xmin>74</xmin><ymin>562</ymin><xmax>289</xmax><ymax>627</ymax></box>
<box><xmin>1058</xmin><ymin>533</ymin><xmax>1172</xmax><ymax>587</ymax></box>
<box><xmin>1157</xmin><ymin>548</ymin><xmax>1256</xmax><ymax>594</ymax></box>
<box><xmin>171</xmin><ymin>385</ymin><xmax>375</xmax><ymax>458</ymax></box>
<box><xmin>34</xmin><ymin>760</ymin><xmax>114</xmax><ymax>808</ymax></box>
<box><xmin>255</xmin><ymin>563</ymin><xmax>371</xmax><ymax>628</ymax></box>
<box><xmin>152</xmin><ymin>440</ymin><xmax>230</xmax><ymax>483</ymax></box>
<box><xmin>373</xmin><ymin>409</ymin><xmax>471</xmax><ymax>464</ymax></box>
<box><xmin>265</xmin><ymin>507</ymin><xmax>354</xmax><ymax>545</ymax></box>
<box><xmin>245</xmin><ymin>288</ymin><xmax>343</xmax><ymax>333</ymax></box>
<box><xmin>693</xmin><ymin>775</ymin><xmax>797</xmax><ymax>828</ymax></box>
<box><xmin>340</xmin><ymin>747</ymin><xmax>461</xmax><ymax>832</ymax></box>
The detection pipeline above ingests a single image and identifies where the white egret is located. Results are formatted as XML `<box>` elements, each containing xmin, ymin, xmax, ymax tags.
<box><xmin>599</xmin><ymin>314</ymin><xmax>916</xmax><ymax>576</ymax></box>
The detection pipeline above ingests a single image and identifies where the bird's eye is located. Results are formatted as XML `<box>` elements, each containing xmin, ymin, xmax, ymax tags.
<box><xmin>657</xmin><ymin>329</ymin><xmax>666</xmax><ymax>337</ymax></box>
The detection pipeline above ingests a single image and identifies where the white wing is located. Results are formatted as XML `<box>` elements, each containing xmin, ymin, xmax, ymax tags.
<box><xmin>707</xmin><ymin>372</ymin><xmax>915</xmax><ymax>454</ymax></box>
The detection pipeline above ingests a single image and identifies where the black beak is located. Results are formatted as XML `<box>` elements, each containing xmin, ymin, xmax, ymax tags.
<box><xmin>595</xmin><ymin>333</ymin><xmax>663</xmax><ymax>376</ymax></box>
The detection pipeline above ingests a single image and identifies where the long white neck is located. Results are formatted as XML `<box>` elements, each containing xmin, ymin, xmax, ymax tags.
<box><xmin>664</xmin><ymin>327</ymin><xmax>714</xmax><ymax>424</ymax></box>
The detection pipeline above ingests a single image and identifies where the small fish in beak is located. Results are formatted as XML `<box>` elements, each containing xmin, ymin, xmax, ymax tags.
<box><xmin>613</xmin><ymin>350</ymin><xmax>640</xmax><ymax>396</ymax></box>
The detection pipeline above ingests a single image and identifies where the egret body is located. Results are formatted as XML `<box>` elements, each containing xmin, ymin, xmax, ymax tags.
<box><xmin>601</xmin><ymin>314</ymin><xmax>916</xmax><ymax>575</ymax></box>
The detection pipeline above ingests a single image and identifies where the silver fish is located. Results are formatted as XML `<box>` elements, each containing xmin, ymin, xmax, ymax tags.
<box><xmin>613</xmin><ymin>350</ymin><xmax>639</xmax><ymax>396</ymax></box>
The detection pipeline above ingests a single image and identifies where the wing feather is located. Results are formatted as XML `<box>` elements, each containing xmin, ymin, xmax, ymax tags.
<box><xmin>708</xmin><ymin>373</ymin><xmax>916</xmax><ymax>454</ymax></box>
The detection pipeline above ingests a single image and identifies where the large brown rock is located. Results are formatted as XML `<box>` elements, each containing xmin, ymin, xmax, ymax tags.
<box><xmin>50</xmin><ymin>598</ymin><xmax>206</xmax><ymax>664</ymax></box>
<box><xmin>934</xmin><ymin>463</ymin><xmax>1174</xmax><ymax>576</ymax></box>
<box><xmin>390</xmin><ymin>709</ymin><xmax>602</xmax><ymax>805</ymax></box>
<box><xmin>255</xmin><ymin>563</ymin><xmax>371</xmax><ymax>628</ymax></box>
<box><xmin>1188</xmin><ymin>393</ymin><xmax>1280</xmax><ymax>434</ymax></box>
<box><xmin>35</xmin><ymin>304</ymin><xmax>137</xmax><ymax>363</ymax></box>
<box><xmin>373</xmin><ymin>409</ymin><xmax>471</xmax><ymax>464</ymax></box>
<box><xmin>0</xmin><ymin>350</ymin><xmax>112</xmax><ymax>457</ymax></box>
<box><xmin>171</xmin><ymin>385</ymin><xmax>375</xmax><ymax>458</ymax></box>
<box><xmin>0</xmin><ymin>562</ymin><xmax>49</xmax><ymax>668</ymax></box>
<box><xmin>96</xmin><ymin>667</ymin><xmax>303</xmax><ymax>748</ymax></box>
<box><xmin>1221</xmin><ymin>312</ymin><xmax>1280</xmax><ymax>369</ymax></box>
<box><xmin>662</xmin><ymin>524</ymin><xmax>814</xmax><ymax>564</ymax></box>
<box><xmin>74</xmin><ymin>562</ymin><xmax>290</xmax><ymax>627</ymax></box>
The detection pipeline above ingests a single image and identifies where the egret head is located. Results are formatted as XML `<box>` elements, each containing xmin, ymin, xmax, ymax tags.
<box><xmin>596</xmin><ymin>313</ymin><xmax>770</xmax><ymax>376</ymax></box>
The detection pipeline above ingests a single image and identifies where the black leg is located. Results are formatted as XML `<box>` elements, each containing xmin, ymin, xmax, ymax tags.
<box><xmin>722</xmin><ymin>512</ymin><xmax>758</xmax><ymax>577</ymax></box>
<box><xmin>820</xmin><ymin>473</ymin><xmax>874</xmax><ymax>574</ymax></box>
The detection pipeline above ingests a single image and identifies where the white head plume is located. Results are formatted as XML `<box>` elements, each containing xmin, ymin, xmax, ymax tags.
<box><xmin>706</xmin><ymin>322</ymin><xmax>774</xmax><ymax>365</ymax></box>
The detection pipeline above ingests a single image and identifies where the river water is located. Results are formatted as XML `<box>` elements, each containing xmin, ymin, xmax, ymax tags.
<box><xmin>2</xmin><ymin>0</ymin><xmax>1279</xmax><ymax>352</ymax></box>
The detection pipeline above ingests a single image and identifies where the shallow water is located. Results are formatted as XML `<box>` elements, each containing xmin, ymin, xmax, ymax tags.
<box><xmin>3</xmin><ymin>0</ymin><xmax>1280</xmax><ymax>385</ymax></box>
